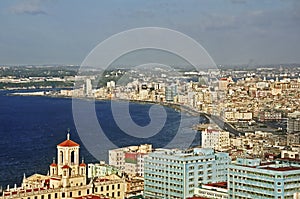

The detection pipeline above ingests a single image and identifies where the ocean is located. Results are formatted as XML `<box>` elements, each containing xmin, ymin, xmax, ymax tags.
<box><xmin>0</xmin><ymin>90</ymin><xmax>203</xmax><ymax>188</ymax></box>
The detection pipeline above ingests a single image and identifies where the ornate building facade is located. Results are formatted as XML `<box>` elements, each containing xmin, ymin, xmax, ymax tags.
<box><xmin>3</xmin><ymin>133</ymin><xmax>125</xmax><ymax>199</ymax></box>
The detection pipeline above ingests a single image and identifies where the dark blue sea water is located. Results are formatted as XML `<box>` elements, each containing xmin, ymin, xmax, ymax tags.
<box><xmin>0</xmin><ymin>90</ymin><xmax>202</xmax><ymax>188</ymax></box>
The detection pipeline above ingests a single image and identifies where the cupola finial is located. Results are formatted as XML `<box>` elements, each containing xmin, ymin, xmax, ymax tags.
<box><xmin>67</xmin><ymin>128</ymin><xmax>70</xmax><ymax>140</ymax></box>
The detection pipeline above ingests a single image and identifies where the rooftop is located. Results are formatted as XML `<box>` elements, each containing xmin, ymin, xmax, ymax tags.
<box><xmin>57</xmin><ymin>133</ymin><xmax>79</xmax><ymax>147</ymax></box>
<box><xmin>205</xmin><ymin>182</ymin><xmax>227</xmax><ymax>189</ymax></box>
<box><xmin>75</xmin><ymin>195</ymin><xmax>109</xmax><ymax>199</ymax></box>
<box><xmin>262</xmin><ymin>166</ymin><xmax>300</xmax><ymax>171</ymax></box>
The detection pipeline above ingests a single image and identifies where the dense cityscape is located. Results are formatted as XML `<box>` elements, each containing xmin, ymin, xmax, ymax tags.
<box><xmin>1</xmin><ymin>64</ymin><xmax>300</xmax><ymax>198</ymax></box>
<box><xmin>1</xmin><ymin>0</ymin><xmax>300</xmax><ymax>198</ymax></box>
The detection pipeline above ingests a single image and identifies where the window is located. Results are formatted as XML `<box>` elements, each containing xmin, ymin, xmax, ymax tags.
<box><xmin>48</xmin><ymin>194</ymin><xmax>51</xmax><ymax>199</ymax></box>
<box><xmin>87</xmin><ymin>189</ymin><xmax>90</xmax><ymax>195</ymax></box>
<box><xmin>55</xmin><ymin>193</ymin><xmax>58</xmax><ymax>199</ymax></box>
<box><xmin>60</xmin><ymin>151</ymin><xmax>63</xmax><ymax>164</ymax></box>
<box><xmin>112</xmin><ymin>185</ymin><xmax>115</xmax><ymax>190</ymax></box>
<box><xmin>71</xmin><ymin>151</ymin><xmax>75</xmax><ymax>164</ymax></box>
<box><xmin>78</xmin><ymin>191</ymin><xmax>81</xmax><ymax>196</ymax></box>
<box><xmin>62</xmin><ymin>193</ymin><xmax>65</xmax><ymax>198</ymax></box>
<box><xmin>35</xmin><ymin>196</ymin><xmax>38</xmax><ymax>199</ymax></box>
<box><xmin>107</xmin><ymin>185</ymin><xmax>109</xmax><ymax>191</ymax></box>
<box><xmin>117</xmin><ymin>184</ymin><xmax>120</xmax><ymax>189</ymax></box>
<box><xmin>41</xmin><ymin>195</ymin><xmax>44</xmax><ymax>199</ymax></box>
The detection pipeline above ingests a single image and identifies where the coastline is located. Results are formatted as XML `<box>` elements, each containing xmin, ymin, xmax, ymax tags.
<box><xmin>7</xmin><ymin>90</ymin><xmax>210</xmax><ymax>118</ymax></box>
<box><xmin>5</xmin><ymin>89</ymin><xmax>245</xmax><ymax>136</ymax></box>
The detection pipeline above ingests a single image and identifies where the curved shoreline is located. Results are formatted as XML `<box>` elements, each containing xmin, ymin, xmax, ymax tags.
<box><xmin>6</xmin><ymin>90</ymin><xmax>244</xmax><ymax>136</ymax></box>
<box><xmin>7</xmin><ymin>89</ymin><xmax>208</xmax><ymax>117</ymax></box>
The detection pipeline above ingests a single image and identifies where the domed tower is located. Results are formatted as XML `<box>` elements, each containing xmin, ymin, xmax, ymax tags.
<box><xmin>49</xmin><ymin>158</ymin><xmax>58</xmax><ymax>176</ymax></box>
<box><xmin>50</xmin><ymin>132</ymin><xmax>86</xmax><ymax>188</ymax></box>
<box><xmin>79</xmin><ymin>159</ymin><xmax>86</xmax><ymax>176</ymax></box>
<box><xmin>57</xmin><ymin>132</ymin><xmax>80</xmax><ymax>176</ymax></box>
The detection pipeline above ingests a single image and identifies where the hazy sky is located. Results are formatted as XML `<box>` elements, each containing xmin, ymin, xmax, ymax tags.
<box><xmin>0</xmin><ymin>0</ymin><xmax>299</xmax><ymax>65</ymax></box>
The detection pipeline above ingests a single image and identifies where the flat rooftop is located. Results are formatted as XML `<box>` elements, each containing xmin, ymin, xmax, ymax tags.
<box><xmin>204</xmin><ymin>182</ymin><xmax>227</xmax><ymax>189</ymax></box>
<box><xmin>262</xmin><ymin>166</ymin><xmax>300</xmax><ymax>171</ymax></box>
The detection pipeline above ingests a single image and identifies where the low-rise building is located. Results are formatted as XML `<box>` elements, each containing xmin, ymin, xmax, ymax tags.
<box><xmin>92</xmin><ymin>174</ymin><xmax>126</xmax><ymax>199</ymax></box>
<box><xmin>193</xmin><ymin>182</ymin><xmax>228</xmax><ymax>199</ymax></box>
<box><xmin>109</xmin><ymin>144</ymin><xmax>152</xmax><ymax>177</ymax></box>
<box><xmin>87</xmin><ymin>161</ymin><xmax>122</xmax><ymax>179</ymax></box>
<box><xmin>125</xmin><ymin>176</ymin><xmax>144</xmax><ymax>198</ymax></box>
<box><xmin>281</xmin><ymin>146</ymin><xmax>300</xmax><ymax>159</ymax></box>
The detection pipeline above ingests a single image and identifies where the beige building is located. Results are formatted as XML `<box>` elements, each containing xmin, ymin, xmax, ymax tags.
<box><xmin>92</xmin><ymin>174</ymin><xmax>125</xmax><ymax>199</ymax></box>
<box><xmin>125</xmin><ymin>176</ymin><xmax>144</xmax><ymax>198</ymax></box>
<box><xmin>201</xmin><ymin>127</ymin><xmax>230</xmax><ymax>151</ymax></box>
<box><xmin>281</xmin><ymin>146</ymin><xmax>300</xmax><ymax>159</ymax></box>
<box><xmin>3</xmin><ymin>133</ymin><xmax>125</xmax><ymax>199</ymax></box>
<box><xmin>223</xmin><ymin>110</ymin><xmax>252</xmax><ymax>122</ymax></box>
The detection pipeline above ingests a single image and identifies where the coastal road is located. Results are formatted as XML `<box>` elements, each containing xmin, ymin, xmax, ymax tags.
<box><xmin>209</xmin><ymin>115</ymin><xmax>245</xmax><ymax>136</ymax></box>
<box><xmin>162</xmin><ymin>103</ymin><xmax>244</xmax><ymax>137</ymax></box>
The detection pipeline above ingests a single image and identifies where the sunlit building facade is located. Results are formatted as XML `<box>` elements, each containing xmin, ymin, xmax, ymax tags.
<box><xmin>144</xmin><ymin>148</ymin><xmax>230</xmax><ymax>199</ymax></box>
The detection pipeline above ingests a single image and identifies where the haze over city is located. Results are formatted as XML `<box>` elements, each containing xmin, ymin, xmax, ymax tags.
<box><xmin>2</xmin><ymin>1</ymin><xmax>300</xmax><ymax>199</ymax></box>
<box><xmin>0</xmin><ymin>0</ymin><xmax>300</xmax><ymax>65</ymax></box>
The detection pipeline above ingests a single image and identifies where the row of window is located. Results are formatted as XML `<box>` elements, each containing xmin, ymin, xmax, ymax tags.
<box><xmin>24</xmin><ymin>190</ymin><xmax>88</xmax><ymax>199</ymax></box>
<box><xmin>149</xmin><ymin>157</ymin><xmax>214</xmax><ymax>164</ymax></box>
<box><xmin>145</xmin><ymin>168</ymin><xmax>183</xmax><ymax>176</ymax></box>
<box><xmin>145</xmin><ymin>185</ymin><xmax>183</xmax><ymax>195</ymax></box>
<box><xmin>146</xmin><ymin>179</ymin><xmax>183</xmax><ymax>187</ymax></box>
<box><xmin>94</xmin><ymin>183</ymin><xmax>121</xmax><ymax>192</ymax></box>
<box><xmin>229</xmin><ymin>188</ymin><xmax>276</xmax><ymax>199</ymax></box>
<box><xmin>146</xmin><ymin>174</ymin><xmax>183</xmax><ymax>181</ymax></box>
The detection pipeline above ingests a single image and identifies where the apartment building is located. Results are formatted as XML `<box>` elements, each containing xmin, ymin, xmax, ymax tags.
<box><xmin>228</xmin><ymin>158</ymin><xmax>300</xmax><ymax>199</ymax></box>
<box><xmin>109</xmin><ymin>144</ymin><xmax>152</xmax><ymax>177</ymax></box>
<box><xmin>201</xmin><ymin>127</ymin><xmax>230</xmax><ymax>151</ymax></box>
<box><xmin>144</xmin><ymin>148</ymin><xmax>230</xmax><ymax>199</ymax></box>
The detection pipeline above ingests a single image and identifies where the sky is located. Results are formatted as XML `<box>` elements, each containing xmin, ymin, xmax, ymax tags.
<box><xmin>0</xmin><ymin>0</ymin><xmax>299</xmax><ymax>66</ymax></box>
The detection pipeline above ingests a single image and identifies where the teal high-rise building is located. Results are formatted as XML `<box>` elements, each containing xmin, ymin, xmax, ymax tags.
<box><xmin>229</xmin><ymin>158</ymin><xmax>300</xmax><ymax>199</ymax></box>
<box><xmin>144</xmin><ymin>148</ymin><xmax>230</xmax><ymax>199</ymax></box>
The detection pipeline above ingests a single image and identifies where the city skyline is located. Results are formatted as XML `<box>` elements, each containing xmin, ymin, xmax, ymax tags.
<box><xmin>0</xmin><ymin>0</ymin><xmax>299</xmax><ymax>65</ymax></box>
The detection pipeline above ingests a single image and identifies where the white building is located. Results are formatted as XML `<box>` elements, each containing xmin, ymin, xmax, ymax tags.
<box><xmin>106</xmin><ymin>81</ymin><xmax>115</xmax><ymax>89</ymax></box>
<box><xmin>144</xmin><ymin>148</ymin><xmax>230</xmax><ymax>199</ymax></box>
<box><xmin>201</xmin><ymin>127</ymin><xmax>230</xmax><ymax>151</ymax></box>
<box><xmin>85</xmin><ymin>79</ymin><xmax>92</xmax><ymax>96</ymax></box>
<box><xmin>194</xmin><ymin>182</ymin><xmax>228</xmax><ymax>199</ymax></box>
<box><xmin>108</xmin><ymin>144</ymin><xmax>152</xmax><ymax>177</ymax></box>
<box><xmin>87</xmin><ymin>161</ymin><xmax>122</xmax><ymax>179</ymax></box>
